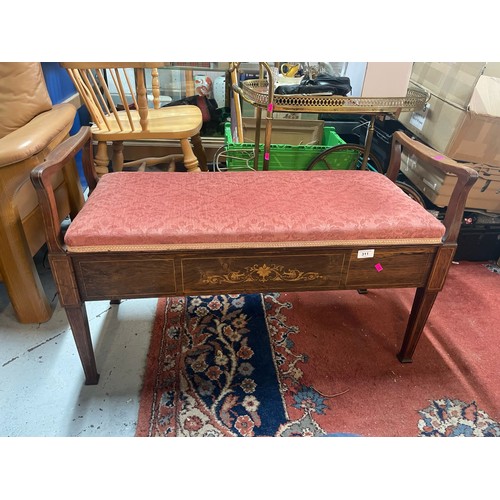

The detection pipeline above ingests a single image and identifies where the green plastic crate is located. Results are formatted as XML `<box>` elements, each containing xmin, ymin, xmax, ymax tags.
<box><xmin>224</xmin><ymin>122</ymin><xmax>347</xmax><ymax>171</ymax></box>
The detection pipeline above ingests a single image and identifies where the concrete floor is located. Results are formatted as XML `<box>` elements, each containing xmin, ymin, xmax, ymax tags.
<box><xmin>2</xmin><ymin>245</ymin><xmax>498</xmax><ymax>440</ymax></box>
<box><xmin>1</xmin><ymin>248</ymin><xmax>498</xmax><ymax>499</ymax></box>
<box><xmin>0</xmin><ymin>249</ymin><xmax>157</xmax><ymax>437</ymax></box>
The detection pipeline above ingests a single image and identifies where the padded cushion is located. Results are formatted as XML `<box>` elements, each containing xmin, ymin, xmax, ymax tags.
<box><xmin>65</xmin><ymin>170</ymin><xmax>446</xmax><ymax>251</ymax></box>
<box><xmin>0</xmin><ymin>103</ymin><xmax>76</xmax><ymax>168</ymax></box>
<box><xmin>0</xmin><ymin>63</ymin><xmax>53</xmax><ymax>140</ymax></box>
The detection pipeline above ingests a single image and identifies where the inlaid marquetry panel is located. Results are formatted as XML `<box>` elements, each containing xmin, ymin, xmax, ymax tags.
<box><xmin>180</xmin><ymin>253</ymin><xmax>346</xmax><ymax>294</ymax></box>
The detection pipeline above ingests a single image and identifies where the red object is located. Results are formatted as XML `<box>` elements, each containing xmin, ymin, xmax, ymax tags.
<box><xmin>64</xmin><ymin>170</ymin><xmax>445</xmax><ymax>250</ymax></box>
<box><xmin>136</xmin><ymin>261</ymin><xmax>500</xmax><ymax>437</ymax></box>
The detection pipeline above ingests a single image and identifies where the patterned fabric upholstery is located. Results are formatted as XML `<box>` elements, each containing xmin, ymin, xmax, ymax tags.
<box><xmin>64</xmin><ymin>170</ymin><xmax>445</xmax><ymax>251</ymax></box>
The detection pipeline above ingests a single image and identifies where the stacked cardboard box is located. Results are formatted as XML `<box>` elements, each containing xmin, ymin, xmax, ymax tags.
<box><xmin>400</xmin><ymin>151</ymin><xmax>500</xmax><ymax>213</ymax></box>
<box><xmin>398</xmin><ymin>62</ymin><xmax>500</xmax><ymax>213</ymax></box>
<box><xmin>360</xmin><ymin>62</ymin><xmax>413</xmax><ymax>98</ymax></box>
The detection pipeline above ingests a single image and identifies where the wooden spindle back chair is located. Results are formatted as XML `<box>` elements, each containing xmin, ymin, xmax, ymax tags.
<box><xmin>61</xmin><ymin>63</ymin><xmax>207</xmax><ymax>176</ymax></box>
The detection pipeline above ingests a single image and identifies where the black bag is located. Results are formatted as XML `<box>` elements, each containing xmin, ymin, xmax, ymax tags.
<box><xmin>163</xmin><ymin>95</ymin><xmax>217</xmax><ymax>122</ymax></box>
<box><xmin>275</xmin><ymin>74</ymin><xmax>351</xmax><ymax>96</ymax></box>
<box><xmin>163</xmin><ymin>95</ymin><xmax>229</xmax><ymax>136</ymax></box>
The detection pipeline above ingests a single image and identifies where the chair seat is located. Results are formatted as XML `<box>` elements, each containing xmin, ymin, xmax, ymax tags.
<box><xmin>64</xmin><ymin>170</ymin><xmax>446</xmax><ymax>252</ymax></box>
<box><xmin>91</xmin><ymin>105</ymin><xmax>203</xmax><ymax>141</ymax></box>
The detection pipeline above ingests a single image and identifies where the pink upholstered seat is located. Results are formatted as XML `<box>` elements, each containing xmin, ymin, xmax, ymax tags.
<box><xmin>64</xmin><ymin>170</ymin><xmax>445</xmax><ymax>251</ymax></box>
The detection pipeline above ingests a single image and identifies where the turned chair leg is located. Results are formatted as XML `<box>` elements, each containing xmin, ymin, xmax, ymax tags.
<box><xmin>94</xmin><ymin>140</ymin><xmax>110</xmax><ymax>177</ymax></box>
<box><xmin>180</xmin><ymin>138</ymin><xmax>201</xmax><ymax>172</ymax></box>
<box><xmin>191</xmin><ymin>133</ymin><xmax>208</xmax><ymax>171</ymax></box>
<box><xmin>112</xmin><ymin>141</ymin><xmax>125</xmax><ymax>171</ymax></box>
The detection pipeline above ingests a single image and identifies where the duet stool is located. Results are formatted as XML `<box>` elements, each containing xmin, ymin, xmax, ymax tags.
<box><xmin>31</xmin><ymin>127</ymin><xmax>477</xmax><ymax>385</ymax></box>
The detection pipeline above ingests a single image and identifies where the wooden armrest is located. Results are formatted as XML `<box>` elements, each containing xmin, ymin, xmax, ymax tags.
<box><xmin>387</xmin><ymin>130</ymin><xmax>478</xmax><ymax>244</ymax></box>
<box><xmin>30</xmin><ymin>126</ymin><xmax>94</xmax><ymax>253</ymax></box>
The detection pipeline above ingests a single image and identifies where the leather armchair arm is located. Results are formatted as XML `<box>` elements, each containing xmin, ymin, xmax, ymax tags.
<box><xmin>0</xmin><ymin>103</ymin><xmax>76</xmax><ymax>168</ymax></box>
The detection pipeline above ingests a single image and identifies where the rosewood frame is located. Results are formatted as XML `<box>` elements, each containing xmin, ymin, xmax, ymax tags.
<box><xmin>31</xmin><ymin>127</ymin><xmax>478</xmax><ymax>385</ymax></box>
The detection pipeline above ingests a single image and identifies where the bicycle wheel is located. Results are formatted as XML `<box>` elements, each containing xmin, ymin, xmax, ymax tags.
<box><xmin>394</xmin><ymin>180</ymin><xmax>427</xmax><ymax>208</ymax></box>
<box><xmin>306</xmin><ymin>143</ymin><xmax>384</xmax><ymax>174</ymax></box>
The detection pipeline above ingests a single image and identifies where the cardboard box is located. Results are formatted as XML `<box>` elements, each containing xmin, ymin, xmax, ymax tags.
<box><xmin>240</xmin><ymin>117</ymin><xmax>325</xmax><ymax>146</ymax></box>
<box><xmin>409</xmin><ymin>62</ymin><xmax>500</xmax><ymax>108</ymax></box>
<box><xmin>399</xmin><ymin>72</ymin><xmax>500</xmax><ymax>167</ymax></box>
<box><xmin>360</xmin><ymin>62</ymin><xmax>412</xmax><ymax>98</ymax></box>
<box><xmin>400</xmin><ymin>151</ymin><xmax>500</xmax><ymax>213</ymax></box>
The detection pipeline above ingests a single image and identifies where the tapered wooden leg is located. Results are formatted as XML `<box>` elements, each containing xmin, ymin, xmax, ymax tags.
<box><xmin>180</xmin><ymin>138</ymin><xmax>201</xmax><ymax>172</ymax></box>
<box><xmin>398</xmin><ymin>245</ymin><xmax>456</xmax><ymax>362</ymax></box>
<box><xmin>49</xmin><ymin>254</ymin><xmax>99</xmax><ymax>384</ymax></box>
<box><xmin>191</xmin><ymin>133</ymin><xmax>208</xmax><ymax>171</ymax></box>
<box><xmin>398</xmin><ymin>287</ymin><xmax>438</xmax><ymax>363</ymax></box>
<box><xmin>65</xmin><ymin>304</ymin><xmax>100</xmax><ymax>385</ymax></box>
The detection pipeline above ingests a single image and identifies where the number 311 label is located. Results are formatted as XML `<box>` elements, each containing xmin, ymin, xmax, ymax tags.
<box><xmin>357</xmin><ymin>249</ymin><xmax>375</xmax><ymax>259</ymax></box>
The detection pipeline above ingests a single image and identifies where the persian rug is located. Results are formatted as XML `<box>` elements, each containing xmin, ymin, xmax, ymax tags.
<box><xmin>136</xmin><ymin>261</ymin><xmax>500</xmax><ymax>437</ymax></box>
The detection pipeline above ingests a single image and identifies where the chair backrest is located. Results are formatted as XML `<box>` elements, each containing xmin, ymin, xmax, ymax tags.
<box><xmin>0</xmin><ymin>62</ymin><xmax>53</xmax><ymax>139</ymax></box>
<box><xmin>61</xmin><ymin>63</ymin><xmax>165</xmax><ymax>133</ymax></box>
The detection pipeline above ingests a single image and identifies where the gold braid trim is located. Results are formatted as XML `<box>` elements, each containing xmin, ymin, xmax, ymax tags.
<box><xmin>66</xmin><ymin>237</ymin><xmax>443</xmax><ymax>253</ymax></box>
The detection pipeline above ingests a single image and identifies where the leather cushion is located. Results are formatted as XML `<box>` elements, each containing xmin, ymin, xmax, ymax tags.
<box><xmin>0</xmin><ymin>62</ymin><xmax>53</xmax><ymax>139</ymax></box>
<box><xmin>0</xmin><ymin>103</ymin><xmax>76</xmax><ymax>168</ymax></box>
<box><xmin>64</xmin><ymin>170</ymin><xmax>446</xmax><ymax>249</ymax></box>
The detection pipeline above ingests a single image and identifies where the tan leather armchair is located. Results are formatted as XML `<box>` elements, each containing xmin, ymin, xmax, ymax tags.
<box><xmin>0</xmin><ymin>62</ymin><xmax>84</xmax><ymax>323</ymax></box>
